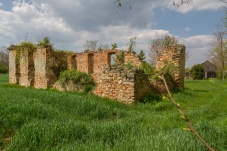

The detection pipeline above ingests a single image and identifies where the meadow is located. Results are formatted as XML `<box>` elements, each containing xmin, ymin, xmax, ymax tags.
<box><xmin>0</xmin><ymin>73</ymin><xmax>226</xmax><ymax>151</ymax></box>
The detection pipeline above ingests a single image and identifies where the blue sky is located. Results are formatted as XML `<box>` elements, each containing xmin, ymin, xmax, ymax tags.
<box><xmin>0</xmin><ymin>0</ymin><xmax>226</xmax><ymax>67</ymax></box>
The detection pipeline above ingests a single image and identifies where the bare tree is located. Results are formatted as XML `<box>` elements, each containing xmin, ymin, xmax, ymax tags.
<box><xmin>83</xmin><ymin>40</ymin><xmax>98</xmax><ymax>52</ymax></box>
<box><xmin>149</xmin><ymin>36</ymin><xmax>178</xmax><ymax>66</ymax></box>
<box><xmin>114</xmin><ymin>0</ymin><xmax>193</xmax><ymax>13</ymax></box>
<box><xmin>209</xmin><ymin>26</ymin><xmax>227</xmax><ymax>80</ymax></box>
<box><xmin>0</xmin><ymin>45</ymin><xmax>9</xmax><ymax>65</ymax></box>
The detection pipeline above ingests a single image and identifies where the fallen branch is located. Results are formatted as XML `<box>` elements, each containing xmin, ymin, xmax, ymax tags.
<box><xmin>162</xmin><ymin>75</ymin><xmax>215</xmax><ymax>151</ymax></box>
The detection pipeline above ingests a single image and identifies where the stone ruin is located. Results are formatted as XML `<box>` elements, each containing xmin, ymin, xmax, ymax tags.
<box><xmin>8</xmin><ymin>44</ymin><xmax>185</xmax><ymax>104</ymax></box>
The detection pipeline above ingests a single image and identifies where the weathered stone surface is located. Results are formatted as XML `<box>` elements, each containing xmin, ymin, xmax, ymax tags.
<box><xmin>8</xmin><ymin>43</ymin><xmax>185</xmax><ymax>104</ymax></box>
<box><xmin>156</xmin><ymin>45</ymin><xmax>185</xmax><ymax>88</ymax></box>
<box><xmin>93</xmin><ymin>67</ymin><xmax>153</xmax><ymax>104</ymax></box>
<box><xmin>8</xmin><ymin>47</ymin><xmax>17</xmax><ymax>84</ymax></box>
<box><xmin>19</xmin><ymin>49</ymin><xmax>35</xmax><ymax>87</ymax></box>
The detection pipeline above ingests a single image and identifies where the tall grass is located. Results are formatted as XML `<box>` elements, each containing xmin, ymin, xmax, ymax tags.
<box><xmin>0</xmin><ymin>74</ymin><xmax>227</xmax><ymax>151</ymax></box>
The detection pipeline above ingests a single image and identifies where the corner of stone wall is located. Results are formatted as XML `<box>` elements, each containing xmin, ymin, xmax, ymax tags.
<box><xmin>34</xmin><ymin>45</ymin><xmax>57</xmax><ymax>89</ymax></box>
<box><xmin>156</xmin><ymin>45</ymin><xmax>185</xmax><ymax>89</ymax></box>
<box><xmin>19</xmin><ymin>48</ymin><xmax>35</xmax><ymax>87</ymax></box>
<box><xmin>94</xmin><ymin>66</ymin><xmax>153</xmax><ymax>104</ymax></box>
<box><xmin>8</xmin><ymin>45</ymin><xmax>18</xmax><ymax>84</ymax></box>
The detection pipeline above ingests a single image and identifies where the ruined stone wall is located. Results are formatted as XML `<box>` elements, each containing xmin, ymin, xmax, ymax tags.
<box><xmin>156</xmin><ymin>45</ymin><xmax>185</xmax><ymax>88</ymax></box>
<box><xmin>19</xmin><ymin>49</ymin><xmax>34</xmax><ymax>86</ymax></box>
<box><xmin>124</xmin><ymin>51</ymin><xmax>142</xmax><ymax>67</ymax></box>
<box><xmin>94</xmin><ymin>66</ymin><xmax>153</xmax><ymax>104</ymax></box>
<box><xmin>8</xmin><ymin>46</ymin><xmax>18</xmax><ymax>84</ymax></box>
<box><xmin>134</xmin><ymin>70</ymin><xmax>154</xmax><ymax>100</ymax></box>
<box><xmin>34</xmin><ymin>46</ymin><xmax>57</xmax><ymax>89</ymax></box>
<box><xmin>74</xmin><ymin>50</ymin><xmax>143</xmax><ymax>82</ymax></box>
<box><xmin>75</xmin><ymin>52</ymin><xmax>89</xmax><ymax>73</ymax></box>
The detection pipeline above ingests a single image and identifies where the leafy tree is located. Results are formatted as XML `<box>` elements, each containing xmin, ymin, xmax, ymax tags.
<box><xmin>39</xmin><ymin>37</ymin><xmax>52</xmax><ymax>47</ymax></box>
<box><xmin>111</xmin><ymin>43</ymin><xmax>118</xmax><ymax>50</ymax></box>
<box><xmin>138</xmin><ymin>50</ymin><xmax>146</xmax><ymax>61</ymax></box>
<box><xmin>128</xmin><ymin>37</ymin><xmax>136</xmax><ymax>52</ymax></box>
<box><xmin>190</xmin><ymin>64</ymin><xmax>204</xmax><ymax>80</ymax></box>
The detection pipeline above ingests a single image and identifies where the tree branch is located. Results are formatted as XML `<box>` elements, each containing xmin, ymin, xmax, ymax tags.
<box><xmin>162</xmin><ymin>75</ymin><xmax>215</xmax><ymax>151</ymax></box>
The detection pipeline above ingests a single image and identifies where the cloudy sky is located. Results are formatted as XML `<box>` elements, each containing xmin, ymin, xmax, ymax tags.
<box><xmin>0</xmin><ymin>0</ymin><xmax>226</xmax><ymax>67</ymax></box>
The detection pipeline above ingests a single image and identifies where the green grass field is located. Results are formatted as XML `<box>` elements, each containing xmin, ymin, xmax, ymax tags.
<box><xmin>0</xmin><ymin>74</ymin><xmax>226</xmax><ymax>151</ymax></box>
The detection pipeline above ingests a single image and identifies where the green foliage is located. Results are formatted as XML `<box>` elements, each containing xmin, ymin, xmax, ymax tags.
<box><xmin>0</xmin><ymin>64</ymin><xmax>8</xmax><ymax>73</ymax></box>
<box><xmin>57</xmin><ymin>70</ymin><xmax>95</xmax><ymax>93</ymax></box>
<box><xmin>191</xmin><ymin>64</ymin><xmax>204</xmax><ymax>80</ymax></box>
<box><xmin>138</xmin><ymin>50</ymin><xmax>146</xmax><ymax>60</ymax></box>
<box><xmin>128</xmin><ymin>37</ymin><xmax>136</xmax><ymax>52</ymax></box>
<box><xmin>97</xmin><ymin>47</ymin><xmax>103</xmax><ymax>52</ymax></box>
<box><xmin>163</xmin><ymin>36</ymin><xmax>177</xmax><ymax>47</ymax></box>
<box><xmin>1</xmin><ymin>74</ymin><xmax>227</xmax><ymax>150</ymax></box>
<box><xmin>14</xmin><ymin>41</ymin><xmax>36</xmax><ymax>70</ymax></box>
<box><xmin>216</xmin><ymin>69</ymin><xmax>227</xmax><ymax>79</ymax></box>
<box><xmin>54</xmin><ymin>49</ymin><xmax>73</xmax><ymax>55</ymax></box>
<box><xmin>139</xmin><ymin>94</ymin><xmax>162</xmax><ymax>104</ymax></box>
<box><xmin>140</xmin><ymin>61</ymin><xmax>155</xmax><ymax>80</ymax></box>
<box><xmin>115</xmin><ymin>51</ymin><xmax>125</xmax><ymax>64</ymax></box>
<box><xmin>39</xmin><ymin>37</ymin><xmax>52</xmax><ymax>47</ymax></box>
<box><xmin>16</xmin><ymin>41</ymin><xmax>37</xmax><ymax>52</ymax></box>
<box><xmin>111</xmin><ymin>43</ymin><xmax>118</xmax><ymax>50</ymax></box>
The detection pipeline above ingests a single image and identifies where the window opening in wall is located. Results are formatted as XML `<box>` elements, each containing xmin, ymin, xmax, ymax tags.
<box><xmin>72</xmin><ymin>55</ymin><xmax>77</xmax><ymax>70</ymax></box>
<box><xmin>108</xmin><ymin>53</ymin><xmax>116</xmax><ymax>65</ymax></box>
<box><xmin>88</xmin><ymin>53</ymin><xmax>94</xmax><ymax>74</ymax></box>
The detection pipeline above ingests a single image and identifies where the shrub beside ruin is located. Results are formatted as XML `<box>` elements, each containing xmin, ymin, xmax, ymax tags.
<box><xmin>56</xmin><ymin>70</ymin><xmax>96</xmax><ymax>93</ymax></box>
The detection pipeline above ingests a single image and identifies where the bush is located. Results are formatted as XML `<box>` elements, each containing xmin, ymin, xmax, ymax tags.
<box><xmin>0</xmin><ymin>64</ymin><xmax>8</xmax><ymax>73</ymax></box>
<box><xmin>57</xmin><ymin>70</ymin><xmax>95</xmax><ymax>93</ymax></box>
<box><xmin>140</xmin><ymin>61</ymin><xmax>155</xmax><ymax>80</ymax></box>
<box><xmin>190</xmin><ymin>64</ymin><xmax>204</xmax><ymax>80</ymax></box>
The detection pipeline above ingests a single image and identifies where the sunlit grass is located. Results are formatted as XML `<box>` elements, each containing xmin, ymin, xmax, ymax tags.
<box><xmin>0</xmin><ymin>74</ymin><xmax>227</xmax><ymax>151</ymax></box>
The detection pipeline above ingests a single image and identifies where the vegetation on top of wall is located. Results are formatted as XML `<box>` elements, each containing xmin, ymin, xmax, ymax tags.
<box><xmin>54</xmin><ymin>49</ymin><xmax>74</xmax><ymax>55</ymax></box>
<box><xmin>14</xmin><ymin>41</ymin><xmax>37</xmax><ymax>70</ymax></box>
<box><xmin>57</xmin><ymin>70</ymin><xmax>96</xmax><ymax>93</ymax></box>
<box><xmin>38</xmin><ymin>37</ymin><xmax>53</xmax><ymax>47</ymax></box>
<box><xmin>128</xmin><ymin>37</ymin><xmax>136</xmax><ymax>52</ymax></box>
<box><xmin>111</xmin><ymin>43</ymin><xmax>118</xmax><ymax>50</ymax></box>
<box><xmin>138</xmin><ymin>50</ymin><xmax>146</xmax><ymax>61</ymax></box>
<box><xmin>139</xmin><ymin>61</ymin><xmax>155</xmax><ymax>80</ymax></box>
<box><xmin>16</xmin><ymin>41</ymin><xmax>37</xmax><ymax>52</ymax></box>
<box><xmin>115</xmin><ymin>51</ymin><xmax>125</xmax><ymax>64</ymax></box>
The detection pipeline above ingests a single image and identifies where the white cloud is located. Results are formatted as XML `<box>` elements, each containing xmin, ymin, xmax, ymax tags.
<box><xmin>0</xmin><ymin>3</ymin><xmax>3</xmax><ymax>6</ymax></box>
<box><xmin>0</xmin><ymin>0</ymin><xmax>224</xmax><ymax>67</ymax></box>
<box><xmin>167</xmin><ymin>0</ymin><xmax>226</xmax><ymax>13</ymax></box>
<box><xmin>180</xmin><ymin>35</ymin><xmax>213</xmax><ymax>49</ymax></box>
<box><xmin>179</xmin><ymin>35</ymin><xmax>213</xmax><ymax>67</ymax></box>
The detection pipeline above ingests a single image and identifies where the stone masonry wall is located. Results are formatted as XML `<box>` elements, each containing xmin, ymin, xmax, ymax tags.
<box><xmin>124</xmin><ymin>51</ymin><xmax>142</xmax><ymax>67</ymax></box>
<box><xmin>134</xmin><ymin>70</ymin><xmax>154</xmax><ymax>100</ymax></box>
<box><xmin>34</xmin><ymin>46</ymin><xmax>57</xmax><ymax>89</ymax></box>
<box><xmin>156</xmin><ymin>45</ymin><xmax>185</xmax><ymax>88</ymax></box>
<box><xmin>8</xmin><ymin>43</ymin><xmax>185</xmax><ymax>104</ymax></box>
<box><xmin>74</xmin><ymin>50</ymin><xmax>143</xmax><ymax>83</ymax></box>
<box><xmin>8</xmin><ymin>45</ymin><xmax>18</xmax><ymax>84</ymax></box>
<box><xmin>94</xmin><ymin>66</ymin><xmax>152</xmax><ymax>104</ymax></box>
<box><xmin>19</xmin><ymin>49</ymin><xmax>34</xmax><ymax>86</ymax></box>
